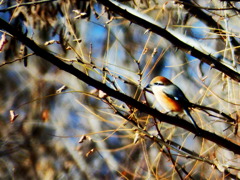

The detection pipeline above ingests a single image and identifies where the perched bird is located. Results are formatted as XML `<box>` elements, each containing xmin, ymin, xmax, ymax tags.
<box><xmin>146</xmin><ymin>76</ymin><xmax>200</xmax><ymax>134</ymax></box>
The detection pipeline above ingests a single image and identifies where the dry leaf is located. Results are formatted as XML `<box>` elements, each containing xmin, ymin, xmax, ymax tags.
<box><xmin>0</xmin><ymin>33</ymin><xmax>8</xmax><ymax>52</ymax></box>
<box><xmin>10</xmin><ymin>110</ymin><xmax>18</xmax><ymax>123</ymax></box>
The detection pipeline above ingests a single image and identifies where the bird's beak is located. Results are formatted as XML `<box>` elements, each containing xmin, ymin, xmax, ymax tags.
<box><xmin>145</xmin><ymin>84</ymin><xmax>151</xmax><ymax>89</ymax></box>
<box><xmin>144</xmin><ymin>84</ymin><xmax>153</xmax><ymax>94</ymax></box>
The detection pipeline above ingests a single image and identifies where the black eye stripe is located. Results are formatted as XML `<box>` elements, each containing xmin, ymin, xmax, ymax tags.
<box><xmin>154</xmin><ymin>82</ymin><xmax>163</xmax><ymax>85</ymax></box>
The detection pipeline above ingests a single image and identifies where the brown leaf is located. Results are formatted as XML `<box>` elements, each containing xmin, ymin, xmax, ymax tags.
<box><xmin>0</xmin><ymin>33</ymin><xmax>8</xmax><ymax>52</ymax></box>
<box><xmin>9</xmin><ymin>110</ymin><xmax>18</xmax><ymax>123</ymax></box>
<box><xmin>41</xmin><ymin>109</ymin><xmax>49</xmax><ymax>122</ymax></box>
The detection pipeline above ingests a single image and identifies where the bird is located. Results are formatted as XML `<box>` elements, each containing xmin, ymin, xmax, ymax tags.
<box><xmin>146</xmin><ymin>76</ymin><xmax>200</xmax><ymax>134</ymax></box>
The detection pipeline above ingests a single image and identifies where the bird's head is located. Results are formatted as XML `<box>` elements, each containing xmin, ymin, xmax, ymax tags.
<box><xmin>146</xmin><ymin>76</ymin><xmax>172</xmax><ymax>89</ymax></box>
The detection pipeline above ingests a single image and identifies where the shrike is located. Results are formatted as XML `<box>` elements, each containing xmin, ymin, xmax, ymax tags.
<box><xmin>146</xmin><ymin>76</ymin><xmax>200</xmax><ymax>134</ymax></box>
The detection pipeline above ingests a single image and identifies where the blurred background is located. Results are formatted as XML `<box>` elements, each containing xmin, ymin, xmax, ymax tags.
<box><xmin>0</xmin><ymin>0</ymin><xmax>240</xmax><ymax>179</ymax></box>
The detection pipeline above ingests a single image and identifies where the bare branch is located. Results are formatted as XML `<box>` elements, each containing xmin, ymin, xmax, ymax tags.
<box><xmin>0</xmin><ymin>17</ymin><xmax>239</xmax><ymax>155</ymax></box>
<box><xmin>96</xmin><ymin>0</ymin><xmax>240</xmax><ymax>82</ymax></box>
<box><xmin>0</xmin><ymin>0</ymin><xmax>57</xmax><ymax>12</ymax></box>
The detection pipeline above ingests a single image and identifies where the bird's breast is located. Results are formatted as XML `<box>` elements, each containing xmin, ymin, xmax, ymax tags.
<box><xmin>153</xmin><ymin>90</ymin><xmax>183</xmax><ymax>112</ymax></box>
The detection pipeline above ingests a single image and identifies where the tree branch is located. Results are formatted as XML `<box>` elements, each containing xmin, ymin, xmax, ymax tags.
<box><xmin>176</xmin><ymin>0</ymin><xmax>240</xmax><ymax>55</ymax></box>
<box><xmin>0</xmin><ymin>18</ymin><xmax>239</xmax><ymax>154</ymax></box>
<box><xmin>0</xmin><ymin>0</ymin><xmax>57</xmax><ymax>12</ymax></box>
<box><xmin>96</xmin><ymin>0</ymin><xmax>240</xmax><ymax>82</ymax></box>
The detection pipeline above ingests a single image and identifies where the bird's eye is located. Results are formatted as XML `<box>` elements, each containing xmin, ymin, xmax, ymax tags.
<box><xmin>154</xmin><ymin>82</ymin><xmax>163</xmax><ymax>86</ymax></box>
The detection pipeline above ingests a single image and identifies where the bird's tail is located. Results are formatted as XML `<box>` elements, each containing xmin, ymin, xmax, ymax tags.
<box><xmin>183</xmin><ymin>108</ymin><xmax>201</xmax><ymax>135</ymax></box>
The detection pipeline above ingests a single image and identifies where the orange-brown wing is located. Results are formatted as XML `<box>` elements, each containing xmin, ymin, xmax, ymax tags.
<box><xmin>158</xmin><ymin>91</ymin><xmax>184</xmax><ymax>112</ymax></box>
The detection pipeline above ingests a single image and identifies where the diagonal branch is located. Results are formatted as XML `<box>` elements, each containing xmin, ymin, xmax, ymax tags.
<box><xmin>96</xmin><ymin>0</ymin><xmax>240</xmax><ymax>82</ymax></box>
<box><xmin>0</xmin><ymin>0</ymin><xmax>57</xmax><ymax>12</ymax></box>
<box><xmin>176</xmin><ymin>0</ymin><xmax>240</xmax><ymax>55</ymax></box>
<box><xmin>0</xmin><ymin>17</ymin><xmax>239</xmax><ymax>154</ymax></box>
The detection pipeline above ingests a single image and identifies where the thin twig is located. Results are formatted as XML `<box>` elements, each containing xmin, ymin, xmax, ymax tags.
<box><xmin>0</xmin><ymin>0</ymin><xmax>57</xmax><ymax>12</ymax></box>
